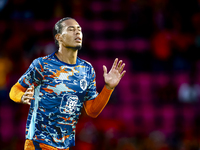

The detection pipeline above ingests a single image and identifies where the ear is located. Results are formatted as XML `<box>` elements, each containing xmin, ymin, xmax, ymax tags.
<box><xmin>55</xmin><ymin>33</ymin><xmax>62</xmax><ymax>43</ymax></box>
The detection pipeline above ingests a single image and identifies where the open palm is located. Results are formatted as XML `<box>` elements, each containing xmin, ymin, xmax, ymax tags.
<box><xmin>103</xmin><ymin>58</ymin><xmax>126</xmax><ymax>90</ymax></box>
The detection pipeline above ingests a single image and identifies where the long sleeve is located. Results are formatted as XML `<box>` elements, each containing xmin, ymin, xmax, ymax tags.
<box><xmin>10</xmin><ymin>58</ymin><xmax>43</xmax><ymax>103</ymax></box>
<box><xmin>9</xmin><ymin>82</ymin><xmax>27</xmax><ymax>103</ymax></box>
<box><xmin>84</xmin><ymin>85</ymin><xmax>113</xmax><ymax>118</ymax></box>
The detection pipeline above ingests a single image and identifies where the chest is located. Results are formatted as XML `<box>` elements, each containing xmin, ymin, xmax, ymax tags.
<box><xmin>41</xmin><ymin>64</ymin><xmax>91</xmax><ymax>95</ymax></box>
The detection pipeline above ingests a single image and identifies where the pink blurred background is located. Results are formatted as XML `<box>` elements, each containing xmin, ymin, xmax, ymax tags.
<box><xmin>1</xmin><ymin>0</ymin><xmax>200</xmax><ymax>149</ymax></box>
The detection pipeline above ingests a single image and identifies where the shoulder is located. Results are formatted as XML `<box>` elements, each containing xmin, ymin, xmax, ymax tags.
<box><xmin>42</xmin><ymin>52</ymin><xmax>55</xmax><ymax>60</ymax></box>
<box><xmin>77</xmin><ymin>58</ymin><xmax>96</xmax><ymax>76</ymax></box>
<box><xmin>77</xmin><ymin>57</ymin><xmax>94</xmax><ymax>69</ymax></box>
<box><xmin>32</xmin><ymin>53</ymin><xmax>55</xmax><ymax>66</ymax></box>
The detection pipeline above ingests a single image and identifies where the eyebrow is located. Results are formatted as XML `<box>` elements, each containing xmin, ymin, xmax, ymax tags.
<box><xmin>67</xmin><ymin>26</ymin><xmax>81</xmax><ymax>29</ymax></box>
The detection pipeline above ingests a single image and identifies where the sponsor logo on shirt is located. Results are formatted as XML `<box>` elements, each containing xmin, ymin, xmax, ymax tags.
<box><xmin>60</xmin><ymin>95</ymin><xmax>78</xmax><ymax>114</ymax></box>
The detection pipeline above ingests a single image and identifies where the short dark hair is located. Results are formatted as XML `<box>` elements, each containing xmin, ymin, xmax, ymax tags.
<box><xmin>53</xmin><ymin>17</ymin><xmax>75</xmax><ymax>47</ymax></box>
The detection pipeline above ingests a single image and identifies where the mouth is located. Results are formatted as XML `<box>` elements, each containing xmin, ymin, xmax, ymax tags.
<box><xmin>75</xmin><ymin>37</ymin><xmax>82</xmax><ymax>42</ymax></box>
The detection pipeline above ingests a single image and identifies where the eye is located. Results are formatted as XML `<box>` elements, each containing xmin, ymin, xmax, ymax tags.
<box><xmin>68</xmin><ymin>28</ymin><xmax>74</xmax><ymax>31</ymax></box>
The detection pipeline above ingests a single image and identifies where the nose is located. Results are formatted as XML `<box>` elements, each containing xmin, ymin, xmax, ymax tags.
<box><xmin>75</xmin><ymin>29</ymin><xmax>81</xmax><ymax>35</ymax></box>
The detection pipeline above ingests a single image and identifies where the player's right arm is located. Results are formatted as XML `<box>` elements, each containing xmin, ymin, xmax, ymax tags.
<box><xmin>9</xmin><ymin>82</ymin><xmax>34</xmax><ymax>105</ymax></box>
<box><xmin>9</xmin><ymin>58</ymin><xmax>43</xmax><ymax>105</ymax></box>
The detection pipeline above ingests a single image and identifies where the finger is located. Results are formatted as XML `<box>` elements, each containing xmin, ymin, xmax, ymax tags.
<box><xmin>21</xmin><ymin>97</ymin><xmax>31</xmax><ymax>104</ymax></box>
<box><xmin>103</xmin><ymin>65</ymin><xmax>107</xmax><ymax>75</ymax></box>
<box><xmin>26</xmin><ymin>88</ymin><xmax>31</xmax><ymax>92</ymax></box>
<box><xmin>23</xmin><ymin>96</ymin><xmax>34</xmax><ymax>100</ymax></box>
<box><xmin>119</xmin><ymin>63</ymin><xmax>125</xmax><ymax>73</ymax></box>
<box><xmin>116</xmin><ymin>60</ymin><xmax>123</xmax><ymax>70</ymax></box>
<box><xmin>24</xmin><ymin>92</ymin><xmax>34</xmax><ymax>96</ymax></box>
<box><xmin>26</xmin><ymin>88</ymin><xmax>33</xmax><ymax>92</ymax></box>
<box><xmin>24</xmin><ymin>95</ymin><xmax>34</xmax><ymax>98</ymax></box>
<box><xmin>31</xmin><ymin>85</ymin><xmax>34</xmax><ymax>90</ymax></box>
<box><xmin>111</xmin><ymin>58</ymin><xmax>118</xmax><ymax>70</ymax></box>
<box><xmin>27</xmin><ymin>86</ymin><xmax>34</xmax><ymax>92</ymax></box>
<box><xmin>23</xmin><ymin>100</ymin><xmax>31</xmax><ymax>105</ymax></box>
<box><xmin>120</xmin><ymin>70</ymin><xmax>126</xmax><ymax>78</ymax></box>
<box><xmin>24</xmin><ymin>92</ymin><xmax>34</xmax><ymax>95</ymax></box>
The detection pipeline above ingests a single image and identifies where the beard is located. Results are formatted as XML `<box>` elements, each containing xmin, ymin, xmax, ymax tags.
<box><xmin>65</xmin><ymin>45</ymin><xmax>82</xmax><ymax>51</ymax></box>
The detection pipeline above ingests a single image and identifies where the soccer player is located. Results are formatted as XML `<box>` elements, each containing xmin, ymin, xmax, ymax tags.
<box><xmin>9</xmin><ymin>17</ymin><xmax>126</xmax><ymax>150</ymax></box>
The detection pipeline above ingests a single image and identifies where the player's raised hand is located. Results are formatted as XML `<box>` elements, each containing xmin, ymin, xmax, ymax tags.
<box><xmin>21</xmin><ymin>85</ymin><xmax>34</xmax><ymax>105</ymax></box>
<box><xmin>103</xmin><ymin>58</ymin><xmax>126</xmax><ymax>90</ymax></box>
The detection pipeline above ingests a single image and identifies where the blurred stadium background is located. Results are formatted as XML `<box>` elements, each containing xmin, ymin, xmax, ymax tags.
<box><xmin>1</xmin><ymin>0</ymin><xmax>200</xmax><ymax>149</ymax></box>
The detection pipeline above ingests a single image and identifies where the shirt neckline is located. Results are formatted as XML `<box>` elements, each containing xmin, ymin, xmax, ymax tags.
<box><xmin>53</xmin><ymin>52</ymin><xmax>79</xmax><ymax>66</ymax></box>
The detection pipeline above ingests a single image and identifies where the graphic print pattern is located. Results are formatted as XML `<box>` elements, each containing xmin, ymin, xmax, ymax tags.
<box><xmin>18</xmin><ymin>52</ymin><xmax>98</xmax><ymax>149</ymax></box>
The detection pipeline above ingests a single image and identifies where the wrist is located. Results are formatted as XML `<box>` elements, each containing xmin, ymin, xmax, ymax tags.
<box><xmin>21</xmin><ymin>94</ymin><xmax>24</xmax><ymax>103</ymax></box>
<box><xmin>105</xmin><ymin>84</ymin><xmax>114</xmax><ymax>91</ymax></box>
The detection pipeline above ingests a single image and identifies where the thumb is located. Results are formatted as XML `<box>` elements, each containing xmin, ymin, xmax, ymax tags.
<box><xmin>30</xmin><ymin>85</ymin><xmax>35</xmax><ymax>93</ymax></box>
<box><xmin>31</xmin><ymin>85</ymin><xmax>34</xmax><ymax>90</ymax></box>
<box><xmin>103</xmin><ymin>65</ymin><xmax>107</xmax><ymax>75</ymax></box>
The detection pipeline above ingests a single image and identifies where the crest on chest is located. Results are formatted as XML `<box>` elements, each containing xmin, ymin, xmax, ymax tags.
<box><xmin>80</xmin><ymin>78</ymin><xmax>87</xmax><ymax>91</ymax></box>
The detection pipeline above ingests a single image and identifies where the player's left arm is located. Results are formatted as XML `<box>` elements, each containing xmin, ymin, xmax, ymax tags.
<box><xmin>84</xmin><ymin>58</ymin><xmax>126</xmax><ymax>118</ymax></box>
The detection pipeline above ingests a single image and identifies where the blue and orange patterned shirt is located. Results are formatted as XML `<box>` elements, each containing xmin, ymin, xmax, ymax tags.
<box><xmin>18</xmin><ymin>52</ymin><xmax>98</xmax><ymax>149</ymax></box>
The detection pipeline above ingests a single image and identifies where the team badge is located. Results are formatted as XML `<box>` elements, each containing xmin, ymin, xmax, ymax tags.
<box><xmin>80</xmin><ymin>78</ymin><xmax>87</xmax><ymax>91</ymax></box>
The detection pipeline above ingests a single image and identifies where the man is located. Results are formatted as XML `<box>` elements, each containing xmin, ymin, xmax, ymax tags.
<box><xmin>9</xmin><ymin>17</ymin><xmax>126</xmax><ymax>150</ymax></box>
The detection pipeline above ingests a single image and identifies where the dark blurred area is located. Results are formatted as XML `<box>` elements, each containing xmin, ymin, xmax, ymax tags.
<box><xmin>1</xmin><ymin>0</ymin><xmax>200</xmax><ymax>149</ymax></box>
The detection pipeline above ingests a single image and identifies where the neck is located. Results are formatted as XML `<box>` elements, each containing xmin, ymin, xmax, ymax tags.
<box><xmin>56</xmin><ymin>47</ymin><xmax>78</xmax><ymax>64</ymax></box>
